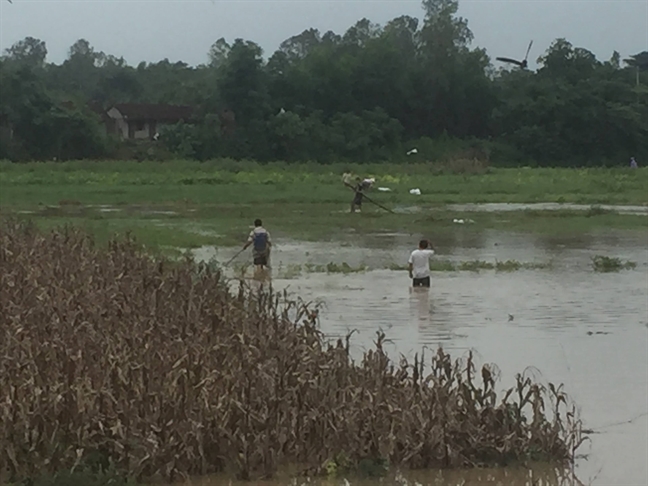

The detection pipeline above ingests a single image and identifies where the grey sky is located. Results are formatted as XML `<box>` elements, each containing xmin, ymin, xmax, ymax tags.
<box><xmin>1</xmin><ymin>0</ymin><xmax>646</xmax><ymax>69</ymax></box>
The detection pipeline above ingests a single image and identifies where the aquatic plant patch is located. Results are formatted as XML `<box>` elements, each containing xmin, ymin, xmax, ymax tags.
<box><xmin>591</xmin><ymin>255</ymin><xmax>637</xmax><ymax>272</ymax></box>
<box><xmin>387</xmin><ymin>259</ymin><xmax>552</xmax><ymax>273</ymax></box>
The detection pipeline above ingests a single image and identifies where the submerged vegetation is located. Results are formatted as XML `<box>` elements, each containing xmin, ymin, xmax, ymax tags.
<box><xmin>212</xmin><ymin>254</ymin><xmax>641</xmax><ymax>280</ymax></box>
<box><xmin>1</xmin><ymin>221</ymin><xmax>584</xmax><ymax>483</ymax></box>
<box><xmin>275</xmin><ymin>262</ymin><xmax>369</xmax><ymax>278</ymax></box>
<box><xmin>449</xmin><ymin>259</ymin><xmax>552</xmax><ymax>272</ymax></box>
<box><xmin>591</xmin><ymin>255</ymin><xmax>638</xmax><ymax>272</ymax></box>
<box><xmin>281</xmin><ymin>259</ymin><xmax>555</xmax><ymax>277</ymax></box>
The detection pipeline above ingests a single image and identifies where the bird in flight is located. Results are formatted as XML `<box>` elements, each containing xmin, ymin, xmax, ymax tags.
<box><xmin>497</xmin><ymin>40</ymin><xmax>534</xmax><ymax>69</ymax></box>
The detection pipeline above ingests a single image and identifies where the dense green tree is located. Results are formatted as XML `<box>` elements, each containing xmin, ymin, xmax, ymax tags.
<box><xmin>2</xmin><ymin>0</ymin><xmax>645</xmax><ymax>165</ymax></box>
<box><xmin>0</xmin><ymin>61</ymin><xmax>107</xmax><ymax>160</ymax></box>
<box><xmin>216</xmin><ymin>39</ymin><xmax>270</xmax><ymax>127</ymax></box>
<box><xmin>492</xmin><ymin>39</ymin><xmax>647</xmax><ymax>165</ymax></box>
<box><xmin>278</xmin><ymin>28</ymin><xmax>322</xmax><ymax>63</ymax></box>
<box><xmin>3</xmin><ymin>36</ymin><xmax>47</xmax><ymax>68</ymax></box>
<box><xmin>625</xmin><ymin>51</ymin><xmax>648</xmax><ymax>70</ymax></box>
<box><xmin>208</xmin><ymin>38</ymin><xmax>231</xmax><ymax>69</ymax></box>
<box><xmin>625</xmin><ymin>51</ymin><xmax>648</xmax><ymax>87</ymax></box>
<box><xmin>134</xmin><ymin>59</ymin><xmax>212</xmax><ymax>105</ymax></box>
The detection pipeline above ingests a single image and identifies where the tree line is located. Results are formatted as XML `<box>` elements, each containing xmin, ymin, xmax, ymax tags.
<box><xmin>1</xmin><ymin>0</ymin><xmax>646</xmax><ymax>166</ymax></box>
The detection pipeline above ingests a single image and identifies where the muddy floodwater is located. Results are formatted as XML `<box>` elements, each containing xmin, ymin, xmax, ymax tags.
<box><xmin>192</xmin><ymin>229</ymin><xmax>648</xmax><ymax>486</ymax></box>
<box><xmin>442</xmin><ymin>203</ymin><xmax>648</xmax><ymax>215</ymax></box>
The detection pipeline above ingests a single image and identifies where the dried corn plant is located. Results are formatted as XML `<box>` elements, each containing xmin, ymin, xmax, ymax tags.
<box><xmin>0</xmin><ymin>221</ymin><xmax>583</xmax><ymax>483</ymax></box>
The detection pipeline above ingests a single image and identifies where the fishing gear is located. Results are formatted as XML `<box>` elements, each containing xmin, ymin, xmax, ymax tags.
<box><xmin>225</xmin><ymin>246</ymin><xmax>273</xmax><ymax>270</ymax></box>
<box><xmin>224</xmin><ymin>247</ymin><xmax>246</xmax><ymax>266</ymax></box>
<box><xmin>361</xmin><ymin>192</ymin><xmax>395</xmax><ymax>214</ymax></box>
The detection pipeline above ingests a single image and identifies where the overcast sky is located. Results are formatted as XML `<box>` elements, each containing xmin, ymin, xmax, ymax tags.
<box><xmin>1</xmin><ymin>0</ymin><xmax>646</xmax><ymax>69</ymax></box>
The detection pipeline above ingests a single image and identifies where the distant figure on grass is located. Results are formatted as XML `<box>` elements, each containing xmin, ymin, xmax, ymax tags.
<box><xmin>408</xmin><ymin>239</ymin><xmax>435</xmax><ymax>288</ymax></box>
<box><xmin>243</xmin><ymin>219</ymin><xmax>272</xmax><ymax>273</ymax></box>
<box><xmin>630</xmin><ymin>157</ymin><xmax>638</xmax><ymax>168</ymax></box>
<box><xmin>343</xmin><ymin>173</ymin><xmax>374</xmax><ymax>213</ymax></box>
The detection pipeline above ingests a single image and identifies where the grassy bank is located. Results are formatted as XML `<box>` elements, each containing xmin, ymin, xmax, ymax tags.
<box><xmin>1</xmin><ymin>160</ymin><xmax>646</xmax><ymax>252</ymax></box>
<box><xmin>2</xmin><ymin>160</ymin><xmax>647</xmax><ymax>206</ymax></box>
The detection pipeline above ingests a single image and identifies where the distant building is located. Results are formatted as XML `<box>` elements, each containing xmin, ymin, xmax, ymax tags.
<box><xmin>105</xmin><ymin>103</ymin><xmax>194</xmax><ymax>140</ymax></box>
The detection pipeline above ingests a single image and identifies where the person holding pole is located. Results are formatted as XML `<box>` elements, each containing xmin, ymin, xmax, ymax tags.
<box><xmin>242</xmin><ymin>219</ymin><xmax>272</xmax><ymax>272</ymax></box>
<box><xmin>342</xmin><ymin>174</ymin><xmax>376</xmax><ymax>213</ymax></box>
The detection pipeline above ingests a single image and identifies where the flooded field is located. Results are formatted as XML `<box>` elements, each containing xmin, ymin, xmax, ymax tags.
<box><xmin>193</xmin><ymin>229</ymin><xmax>648</xmax><ymax>486</ymax></box>
<box><xmin>443</xmin><ymin>203</ymin><xmax>648</xmax><ymax>215</ymax></box>
<box><xmin>394</xmin><ymin>203</ymin><xmax>648</xmax><ymax>216</ymax></box>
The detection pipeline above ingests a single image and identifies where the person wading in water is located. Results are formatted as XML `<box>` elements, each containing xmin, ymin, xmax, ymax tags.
<box><xmin>408</xmin><ymin>239</ymin><xmax>435</xmax><ymax>288</ymax></box>
<box><xmin>242</xmin><ymin>219</ymin><xmax>272</xmax><ymax>273</ymax></box>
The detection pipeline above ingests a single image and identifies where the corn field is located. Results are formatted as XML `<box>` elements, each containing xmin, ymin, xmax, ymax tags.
<box><xmin>0</xmin><ymin>221</ymin><xmax>583</xmax><ymax>483</ymax></box>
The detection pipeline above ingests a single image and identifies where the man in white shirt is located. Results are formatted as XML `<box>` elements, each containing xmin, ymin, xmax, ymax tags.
<box><xmin>408</xmin><ymin>239</ymin><xmax>435</xmax><ymax>288</ymax></box>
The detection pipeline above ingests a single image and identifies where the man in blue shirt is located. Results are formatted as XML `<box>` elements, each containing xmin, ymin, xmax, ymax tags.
<box><xmin>243</xmin><ymin>219</ymin><xmax>272</xmax><ymax>271</ymax></box>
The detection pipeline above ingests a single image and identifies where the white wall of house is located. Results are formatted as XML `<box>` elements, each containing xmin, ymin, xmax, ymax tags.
<box><xmin>106</xmin><ymin>107</ymin><xmax>129</xmax><ymax>139</ymax></box>
<box><xmin>106</xmin><ymin>107</ymin><xmax>180</xmax><ymax>140</ymax></box>
<box><xmin>131</xmin><ymin>121</ymin><xmax>150</xmax><ymax>140</ymax></box>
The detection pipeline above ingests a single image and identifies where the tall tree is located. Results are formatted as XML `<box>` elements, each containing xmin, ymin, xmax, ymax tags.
<box><xmin>279</xmin><ymin>28</ymin><xmax>322</xmax><ymax>63</ymax></box>
<box><xmin>3</xmin><ymin>37</ymin><xmax>47</xmax><ymax>68</ymax></box>
<box><xmin>342</xmin><ymin>18</ymin><xmax>382</xmax><ymax>47</ymax></box>
<box><xmin>53</xmin><ymin>39</ymin><xmax>102</xmax><ymax>98</ymax></box>
<box><xmin>624</xmin><ymin>51</ymin><xmax>648</xmax><ymax>86</ymax></box>
<box><xmin>216</xmin><ymin>39</ymin><xmax>270</xmax><ymax>126</ymax></box>
<box><xmin>208</xmin><ymin>38</ymin><xmax>231</xmax><ymax>68</ymax></box>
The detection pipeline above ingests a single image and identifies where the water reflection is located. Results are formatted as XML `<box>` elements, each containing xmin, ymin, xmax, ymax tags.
<box><xmin>175</xmin><ymin>464</ymin><xmax>582</xmax><ymax>486</ymax></box>
<box><xmin>409</xmin><ymin>286</ymin><xmax>431</xmax><ymax>323</ymax></box>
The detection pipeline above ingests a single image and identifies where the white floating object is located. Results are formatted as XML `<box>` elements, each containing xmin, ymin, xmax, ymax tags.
<box><xmin>378</xmin><ymin>187</ymin><xmax>391</xmax><ymax>192</ymax></box>
<box><xmin>407</xmin><ymin>148</ymin><xmax>418</xmax><ymax>155</ymax></box>
<box><xmin>453</xmin><ymin>218</ymin><xmax>465</xmax><ymax>224</ymax></box>
<box><xmin>409</xmin><ymin>188</ymin><xmax>421</xmax><ymax>195</ymax></box>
